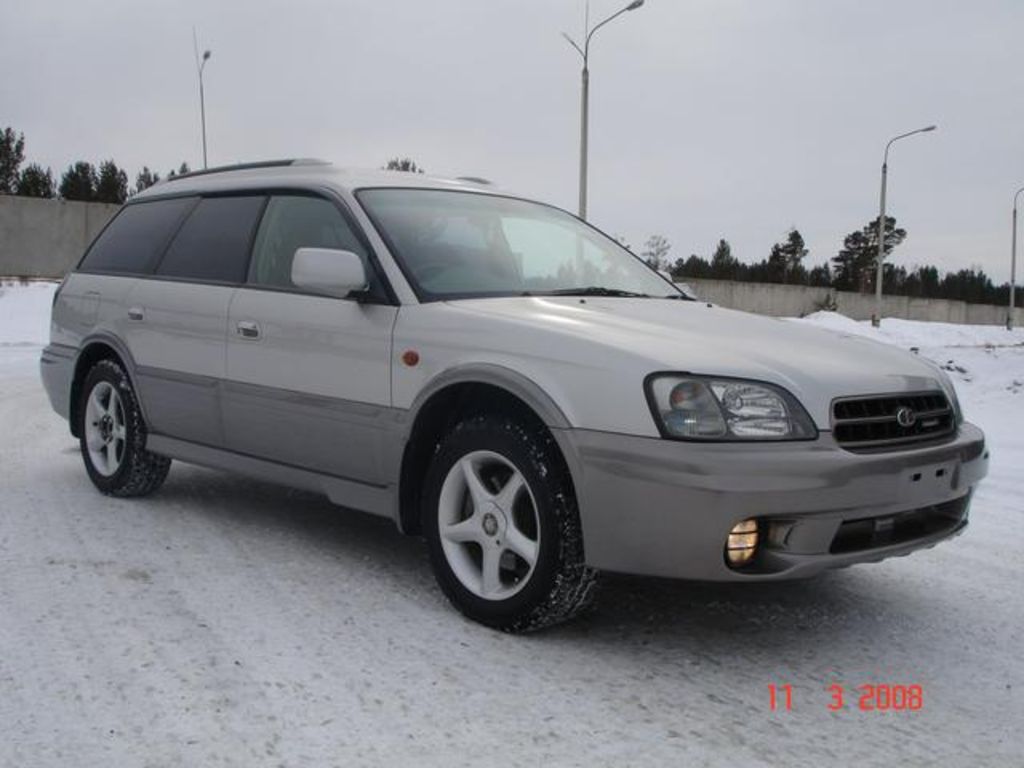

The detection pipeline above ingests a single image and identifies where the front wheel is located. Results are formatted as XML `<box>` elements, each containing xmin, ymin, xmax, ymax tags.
<box><xmin>422</xmin><ymin>414</ymin><xmax>597</xmax><ymax>632</ymax></box>
<box><xmin>78</xmin><ymin>359</ymin><xmax>171</xmax><ymax>497</ymax></box>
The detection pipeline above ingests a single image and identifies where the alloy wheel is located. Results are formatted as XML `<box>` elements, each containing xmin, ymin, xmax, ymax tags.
<box><xmin>437</xmin><ymin>450</ymin><xmax>541</xmax><ymax>600</ymax></box>
<box><xmin>84</xmin><ymin>381</ymin><xmax>126</xmax><ymax>477</ymax></box>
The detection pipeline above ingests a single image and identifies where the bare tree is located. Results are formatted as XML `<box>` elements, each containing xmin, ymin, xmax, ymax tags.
<box><xmin>641</xmin><ymin>234</ymin><xmax>672</xmax><ymax>270</ymax></box>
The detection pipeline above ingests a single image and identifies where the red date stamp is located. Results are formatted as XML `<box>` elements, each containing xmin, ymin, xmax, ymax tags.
<box><xmin>768</xmin><ymin>683</ymin><xmax>924</xmax><ymax>712</ymax></box>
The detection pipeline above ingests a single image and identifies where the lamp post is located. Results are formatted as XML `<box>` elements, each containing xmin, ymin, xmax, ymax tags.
<box><xmin>872</xmin><ymin>124</ymin><xmax>936</xmax><ymax>327</ymax></box>
<box><xmin>193</xmin><ymin>29</ymin><xmax>212</xmax><ymax>169</ymax></box>
<box><xmin>563</xmin><ymin>0</ymin><xmax>645</xmax><ymax>220</ymax></box>
<box><xmin>1010</xmin><ymin>186</ymin><xmax>1024</xmax><ymax>330</ymax></box>
<box><xmin>197</xmin><ymin>49</ymin><xmax>211</xmax><ymax>169</ymax></box>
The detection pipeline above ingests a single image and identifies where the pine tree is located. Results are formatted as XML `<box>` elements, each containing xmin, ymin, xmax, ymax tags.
<box><xmin>134</xmin><ymin>166</ymin><xmax>160</xmax><ymax>194</ymax></box>
<box><xmin>920</xmin><ymin>265</ymin><xmax>940</xmax><ymax>296</ymax></box>
<box><xmin>831</xmin><ymin>216</ymin><xmax>906</xmax><ymax>293</ymax></box>
<box><xmin>59</xmin><ymin>161</ymin><xmax>98</xmax><ymax>201</ymax></box>
<box><xmin>765</xmin><ymin>229</ymin><xmax>809</xmax><ymax>284</ymax></box>
<box><xmin>807</xmin><ymin>263</ymin><xmax>832</xmax><ymax>287</ymax></box>
<box><xmin>383</xmin><ymin>158</ymin><xmax>424</xmax><ymax>173</ymax></box>
<box><xmin>779</xmin><ymin>229</ymin><xmax>808</xmax><ymax>283</ymax></box>
<box><xmin>709</xmin><ymin>239</ymin><xmax>740</xmax><ymax>280</ymax></box>
<box><xmin>765</xmin><ymin>243</ymin><xmax>788</xmax><ymax>284</ymax></box>
<box><xmin>883</xmin><ymin>263</ymin><xmax>908</xmax><ymax>294</ymax></box>
<box><xmin>15</xmin><ymin>163</ymin><xmax>55</xmax><ymax>198</ymax></box>
<box><xmin>0</xmin><ymin>127</ymin><xmax>26</xmax><ymax>193</ymax></box>
<box><xmin>673</xmin><ymin>254</ymin><xmax>713</xmax><ymax>279</ymax></box>
<box><xmin>95</xmin><ymin>160</ymin><xmax>129</xmax><ymax>204</ymax></box>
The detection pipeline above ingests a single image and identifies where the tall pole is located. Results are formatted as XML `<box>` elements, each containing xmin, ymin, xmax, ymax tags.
<box><xmin>872</xmin><ymin>125</ymin><xmax>936</xmax><ymax>327</ymax></box>
<box><xmin>563</xmin><ymin>0</ymin><xmax>645</xmax><ymax>220</ymax></box>
<box><xmin>193</xmin><ymin>28</ymin><xmax>211</xmax><ymax>170</ymax></box>
<box><xmin>874</xmin><ymin>161</ymin><xmax>887</xmax><ymax>326</ymax></box>
<box><xmin>1010</xmin><ymin>187</ymin><xmax>1024</xmax><ymax>330</ymax></box>
<box><xmin>579</xmin><ymin>66</ymin><xmax>589</xmax><ymax>218</ymax></box>
<box><xmin>199</xmin><ymin>67</ymin><xmax>208</xmax><ymax>169</ymax></box>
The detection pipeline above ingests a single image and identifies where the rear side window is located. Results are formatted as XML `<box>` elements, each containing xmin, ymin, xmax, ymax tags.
<box><xmin>79</xmin><ymin>197</ymin><xmax>195</xmax><ymax>275</ymax></box>
<box><xmin>156</xmin><ymin>196</ymin><xmax>266</xmax><ymax>283</ymax></box>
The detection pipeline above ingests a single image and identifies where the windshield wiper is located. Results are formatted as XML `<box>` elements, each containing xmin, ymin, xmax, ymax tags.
<box><xmin>546</xmin><ymin>287</ymin><xmax>654</xmax><ymax>298</ymax></box>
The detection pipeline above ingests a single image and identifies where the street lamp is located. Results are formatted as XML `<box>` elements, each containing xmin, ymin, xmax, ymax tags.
<box><xmin>563</xmin><ymin>0</ymin><xmax>645</xmax><ymax>220</ymax></box>
<box><xmin>1009</xmin><ymin>186</ymin><xmax>1024</xmax><ymax>330</ymax></box>
<box><xmin>197</xmin><ymin>49</ymin><xmax>211</xmax><ymax>169</ymax></box>
<box><xmin>872</xmin><ymin>124</ymin><xmax>936</xmax><ymax>327</ymax></box>
<box><xmin>193</xmin><ymin>29</ymin><xmax>212</xmax><ymax>169</ymax></box>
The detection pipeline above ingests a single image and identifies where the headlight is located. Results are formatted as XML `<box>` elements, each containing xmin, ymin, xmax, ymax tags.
<box><xmin>645</xmin><ymin>374</ymin><xmax>817</xmax><ymax>441</ymax></box>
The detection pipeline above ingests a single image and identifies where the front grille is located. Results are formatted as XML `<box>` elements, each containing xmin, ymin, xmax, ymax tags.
<box><xmin>832</xmin><ymin>391</ymin><xmax>955</xmax><ymax>451</ymax></box>
<box><xmin>829</xmin><ymin>495</ymin><xmax>969</xmax><ymax>554</ymax></box>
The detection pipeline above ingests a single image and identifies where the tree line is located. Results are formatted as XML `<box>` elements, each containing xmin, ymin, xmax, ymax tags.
<box><xmin>638</xmin><ymin>218</ymin><xmax>1016</xmax><ymax>307</ymax></box>
<box><xmin>0</xmin><ymin>128</ymin><xmax>430</xmax><ymax>205</ymax></box>
<box><xmin>1</xmin><ymin>126</ymin><xmax>190</xmax><ymax>204</ymax></box>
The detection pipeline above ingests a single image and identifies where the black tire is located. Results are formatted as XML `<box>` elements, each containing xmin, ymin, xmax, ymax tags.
<box><xmin>422</xmin><ymin>413</ymin><xmax>598</xmax><ymax>632</ymax></box>
<box><xmin>78</xmin><ymin>358</ymin><xmax>171</xmax><ymax>497</ymax></box>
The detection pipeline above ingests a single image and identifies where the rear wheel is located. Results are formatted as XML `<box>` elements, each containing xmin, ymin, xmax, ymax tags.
<box><xmin>78</xmin><ymin>359</ymin><xmax>170</xmax><ymax>497</ymax></box>
<box><xmin>422</xmin><ymin>414</ymin><xmax>597</xmax><ymax>632</ymax></box>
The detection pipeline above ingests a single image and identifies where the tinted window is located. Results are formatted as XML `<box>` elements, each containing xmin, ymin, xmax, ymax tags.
<box><xmin>157</xmin><ymin>196</ymin><xmax>265</xmax><ymax>283</ymax></box>
<box><xmin>79</xmin><ymin>197</ymin><xmax>195</xmax><ymax>274</ymax></box>
<box><xmin>248</xmin><ymin>195</ymin><xmax>374</xmax><ymax>292</ymax></box>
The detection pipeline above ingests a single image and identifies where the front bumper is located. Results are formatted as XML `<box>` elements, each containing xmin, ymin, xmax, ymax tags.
<box><xmin>556</xmin><ymin>423</ymin><xmax>988</xmax><ymax>581</ymax></box>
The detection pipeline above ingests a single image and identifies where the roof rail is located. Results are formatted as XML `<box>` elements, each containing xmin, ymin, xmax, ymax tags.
<box><xmin>166</xmin><ymin>158</ymin><xmax>330</xmax><ymax>182</ymax></box>
<box><xmin>455</xmin><ymin>176</ymin><xmax>493</xmax><ymax>186</ymax></box>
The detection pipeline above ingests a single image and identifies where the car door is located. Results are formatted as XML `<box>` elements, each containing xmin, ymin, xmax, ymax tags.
<box><xmin>123</xmin><ymin>194</ymin><xmax>266</xmax><ymax>447</ymax></box>
<box><xmin>222</xmin><ymin>193</ymin><xmax>397</xmax><ymax>484</ymax></box>
<box><xmin>71</xmin><ymin>195</ymin><xmax>198</xmax><ymax>356</ymax></box>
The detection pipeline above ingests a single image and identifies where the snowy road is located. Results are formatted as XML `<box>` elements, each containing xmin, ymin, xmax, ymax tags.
<box><xmin>1</xmin><ymin>282</ymin><xmax>1022</xmax><ymax>766</ymax></box>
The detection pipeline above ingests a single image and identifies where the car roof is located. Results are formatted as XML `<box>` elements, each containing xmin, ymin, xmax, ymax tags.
<box><xmin>132</xmin><ymin>159</ymin><xmax>500</xmax><ymax>201</ymax></box>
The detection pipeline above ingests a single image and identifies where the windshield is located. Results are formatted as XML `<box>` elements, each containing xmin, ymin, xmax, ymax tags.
<box><xmin>357</xmin><ymin>188</ymin><xmax>685</xmax><ymax>301</ymax></box>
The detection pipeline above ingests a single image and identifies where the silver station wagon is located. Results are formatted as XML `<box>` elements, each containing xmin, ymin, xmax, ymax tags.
<box><xmin>40</xmin><ymin>159</ymin><xmax>989</xmax><ymax>631</ymax></box>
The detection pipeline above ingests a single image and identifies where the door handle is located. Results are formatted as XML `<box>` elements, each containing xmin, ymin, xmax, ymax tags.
<box><xmin>127</xmin><ymin>306</ymin><xmax>144</xmax><ymax>321</ymax></box>
<box><xmin>236</xmin><ymin>320</ymin><xmax>261</xmax><ymax>339</ymax></box>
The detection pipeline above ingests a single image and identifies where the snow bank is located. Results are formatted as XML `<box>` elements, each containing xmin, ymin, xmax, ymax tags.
<box><xmin>0</xmin><ymin>280</ymin><xmax>58</xmax><ymax>347</ymax></box>
<box><xmin>793</xmin><ymin>310</ymin><xmax>1024</xmax><ymax>349</ymax></box>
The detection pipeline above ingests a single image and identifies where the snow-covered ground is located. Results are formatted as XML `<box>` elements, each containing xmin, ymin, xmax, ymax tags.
<box><xmin>1</xmin><ymin>282</ymin><xmax>1021</xmax><ymax>767</ymax></box>
<box><xmin>0</xmin><ymin>280</ymin><xmax>54</xmax><ymax>377</ymax></box>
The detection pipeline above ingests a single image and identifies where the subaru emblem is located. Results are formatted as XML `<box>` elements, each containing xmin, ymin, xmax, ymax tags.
<box><xmin>895</xmin><ymin>406</ymin><xmax>917</xmax><ymax>428</ymax></box>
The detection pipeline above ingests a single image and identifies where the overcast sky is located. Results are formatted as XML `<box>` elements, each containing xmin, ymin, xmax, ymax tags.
<box><xmin>3</xmin><ymin>0</ymin><xmax>1023</xmax><ymax>280</ymax></box>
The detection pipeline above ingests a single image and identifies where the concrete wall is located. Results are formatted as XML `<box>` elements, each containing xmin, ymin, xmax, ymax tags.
<box><xmin>681</xmin><ymin>277</ymin><xmax>1024</xmax><ymax>327</ymax></box>
<box><xmin>0</xmin><ymin>195</ymin><xmax>120</xmax><ymax>278</ymax></box>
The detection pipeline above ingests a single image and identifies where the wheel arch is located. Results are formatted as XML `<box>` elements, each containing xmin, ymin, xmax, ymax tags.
<box><xmin>395</xmin><ymin>365</ymin><xmax>578</xmax><ymax>536</ymax></box>
<box><xmin>69</xmin><ymin>334</ymin><xmax>143</xmax><ymax>438</ymax></box>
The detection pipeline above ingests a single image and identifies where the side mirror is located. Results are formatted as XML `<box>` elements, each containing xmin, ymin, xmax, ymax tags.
<box><xmin>291</xmin><ymin>247</ymin><xmax>368</xmax><ymax>298</ymax></box>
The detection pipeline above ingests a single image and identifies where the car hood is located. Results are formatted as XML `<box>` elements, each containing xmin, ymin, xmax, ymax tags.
<box><xmin>443</xmin><ymin>296</ymin><xmax>950</xmax><ymax>429</ymax></box>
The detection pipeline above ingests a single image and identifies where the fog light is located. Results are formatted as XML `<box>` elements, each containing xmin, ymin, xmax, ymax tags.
<box><xmin>726</xmin><ymin>518</ymin><xmax>759</xmax><ymax>567</ymax></box>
